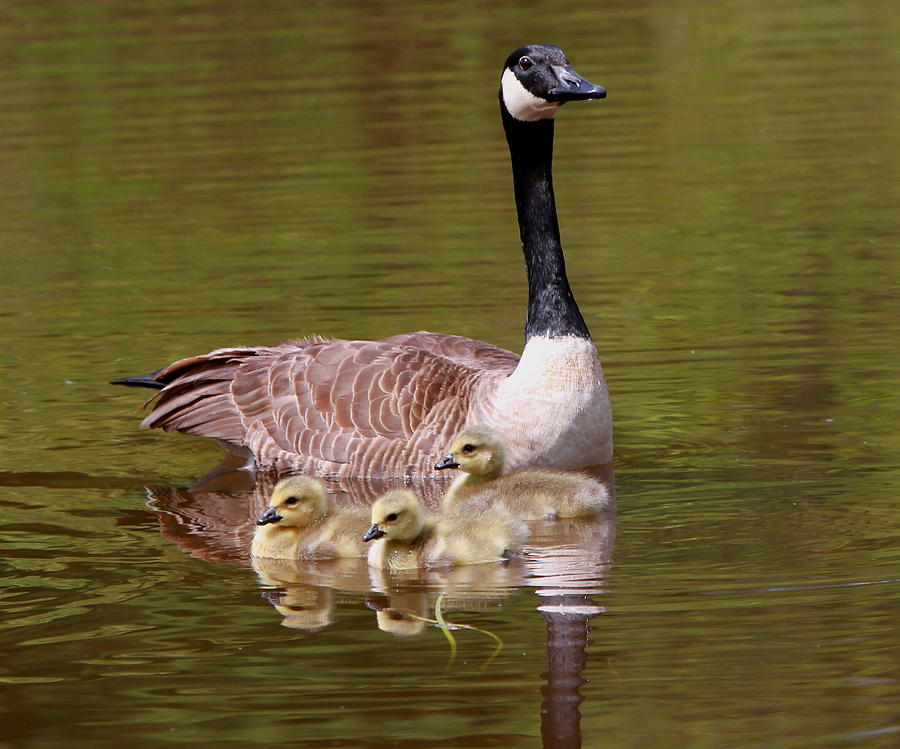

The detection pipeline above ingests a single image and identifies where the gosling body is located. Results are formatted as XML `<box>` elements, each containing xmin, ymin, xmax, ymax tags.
<box><xmin>436</xmin><ymin>427</ymin><xmax>612</xmax><ymax>520</ymax></box>
<box><xmin>251</xmin><ymin>476</ymin><xmax>370</xmax><ymax>559</ymax></box>
<box><xmin>362</xmin><ymin>489</ymin><xmax>527</xmax><ymax>571</ymax></box>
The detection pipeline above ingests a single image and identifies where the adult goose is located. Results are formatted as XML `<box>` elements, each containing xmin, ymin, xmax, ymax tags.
<box><xmin>113</xmin><ymin>44</ymin><xmax>612</xmax><ymax>479</ymax></box>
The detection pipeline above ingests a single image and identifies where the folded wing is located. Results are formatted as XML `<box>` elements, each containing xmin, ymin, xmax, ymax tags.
<box><xmin>138</xmin><ymin>333</ymin><xmax>519</xmax><ymax>477</ymax></box>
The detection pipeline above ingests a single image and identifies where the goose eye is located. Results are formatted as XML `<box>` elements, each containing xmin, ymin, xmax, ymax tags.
<box><xmin>518</xmin><ymin>56</ymin><xmax>533</xmax><ymax>71</ymax></box>
<box><xmin>284</xmin><ymin>496</ymin><xmax>299</xmax><ymax>506</ymax></box>
<box><xmin>462</xmin><ymin>444</ymin><xmax>476</xmax><ymax>455</ymax></box>
<box><xmin>386</xmin><ymin>512</ymin><xmax>398</xmax><ymax>522</ymax></box>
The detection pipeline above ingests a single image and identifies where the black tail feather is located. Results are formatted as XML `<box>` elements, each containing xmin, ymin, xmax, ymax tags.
<box><xmin>109</xmin><ymin>370</ymin><xmax>165</xmax><ymax>390</ymax></box>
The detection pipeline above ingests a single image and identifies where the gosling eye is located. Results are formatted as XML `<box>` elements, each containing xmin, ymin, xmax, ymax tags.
<box><xmin>462</xmin><ymin>444</ymin><xmax>476</xmax><ymax>455</ymax></box>
<box><xmin>284</xmin><ymin>496</ymin><xmax>299</xmax><ymax>506</ymax></box>
<box><xmin>386</xmin><ymin>512</ymin><xmax>398</xmax><ymax>522</ymax></box>
<box><xmin>518</xmin><ymin>56</ymin><xmax>533</xmax><ymax>71</ymax></box>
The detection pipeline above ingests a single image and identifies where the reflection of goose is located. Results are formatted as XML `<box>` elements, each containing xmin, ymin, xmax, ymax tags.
<box><xmin>112</xmin><ymin>44</ymin><xmax>611</xmax><ymax>479</ymax></box>
<box><xmin>251</xmin><ymin>476</ymin><xmax>369</xmax><ymax>559</ymax></box>
<box><xmin>436</xmin><ymin>427</ymin><xmax>612</xmax><ymax>519</ymax></box>
<box><xmin>362</xmin><ymin>490</ymin><xmax>527</xmax><ymax>571</ymax></box>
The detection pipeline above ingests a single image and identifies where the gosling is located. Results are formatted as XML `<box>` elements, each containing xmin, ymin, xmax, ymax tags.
<box><xmin>251</xmin><ymin>476</ymin><xmax>370</xmax><ymax>559</ymax></box>
<box><xmin>361</xmin><ymin>489</ymin><xmax>527</xmax><ymax>571</ymax></box>
<box><xmin>435</xmin><ymin>427</ymin><xmax>612</xmax><ymax>520</ymax></box>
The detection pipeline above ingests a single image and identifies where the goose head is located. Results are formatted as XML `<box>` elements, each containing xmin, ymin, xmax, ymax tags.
<box><xmin>434</xmin><ymin>426</ymin><xmax>506</xmax><ymax>478</ymax></box>
<box><xmin>500</xmin><ymin>43</ymin><xmax>606</xmax><ymax>123</ymax></box>
<box><xmin>256</xmin><ymin>476</ymin><xmax>328</xmax><ymax>528</ymax></box>
<box><xmin>362</xmin><ymin>490</ymin><xmax>425</xmax><ymax>544</ymax></box>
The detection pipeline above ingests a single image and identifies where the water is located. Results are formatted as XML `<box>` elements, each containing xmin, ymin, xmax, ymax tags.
<box><xmin>2</xmin><ymin>0</ymin><xmax>900</xmax><ymax>746</ymax></box>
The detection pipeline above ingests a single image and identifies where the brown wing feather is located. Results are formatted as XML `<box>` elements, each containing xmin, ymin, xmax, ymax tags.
<box><xmin>138</xmin><ymin>334</ymin><xmax>507</xmax><ymax>477</ymax></box>
<box><xmin>379</xmin><ymin>331</ymin><xmax>520</xmax><ymax>371</ymax></box>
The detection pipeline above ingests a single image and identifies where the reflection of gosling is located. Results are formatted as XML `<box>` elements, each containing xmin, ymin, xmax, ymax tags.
<box><xmin>267</xmin><ymin>585</ymin><xmax>334</xmax><ymax>631</ymax></box>
<box><xmin>253</xmin><ymin>559</ymin><xmax>337</xmax><ymax>631</ymax></box>
<box><xmin>376</xmin><ymin>609</ymin><xmax>428</xmax><ymax>636</ymax></box>
<box><xmin>362</xmin><ymin>489</ymin><xmax>526</xmax><ymax>571</ymax></box>
<box><xmin>435</xmin><ymin>427</ymin><xmax>612</xmax><ymax>520</ymax></box>
<box><xmin>251</xmin><ymin>476</ymin><xmax>370</xmax><ymax>559</ymax></box>
<box><xmin>365</xmin><ymin>593</ymin><xmax>427</xmax><ymax>636</ymax></box>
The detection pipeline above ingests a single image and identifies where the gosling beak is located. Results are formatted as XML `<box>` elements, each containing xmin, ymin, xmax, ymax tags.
<box><xmin>546</xmin><ymin>64</ymin><xmax>606</xmax><ymax>102</ymax></box>
<box><xmin>362</xmin><ymin>523</ymin><xmax>385</xmax><ymax>542</ymax></box>
<box><xmin>434</xmin><ymin>454</ymin><xmax>460</xmax><ymax>471</ymax></box>
<box><xmin>256</xmin><ymin>507</ymin><xmax>282</xmax><ymax>526</ymax></box>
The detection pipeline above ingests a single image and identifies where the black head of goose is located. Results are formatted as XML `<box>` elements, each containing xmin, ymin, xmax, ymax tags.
<box><xmin>112</xmin><ymin>45</ymin><xmax>612</xmax><ymax>479</ymax></box>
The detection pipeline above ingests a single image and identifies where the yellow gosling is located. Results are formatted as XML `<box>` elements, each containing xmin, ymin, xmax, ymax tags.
<box><xmin>251</xmin><ymin>476</ymin><xmax>370</xmax><ymax>559</ymax></box>
<box><xmin>362</xmin><ymin>489</ymin><xmax>527</xmax><ymax>571</ymax></box>
<box><xmin>435</xmin><ymin>427</ymin><xmax>612</xmax><ymax>520</ymax></box>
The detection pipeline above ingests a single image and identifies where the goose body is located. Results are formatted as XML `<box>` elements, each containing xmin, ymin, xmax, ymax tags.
<box><xmin>251</xmin><ymin>475</ymin><xmax>370</xmax><ymax>559</ymax></box>
<box><xmin>362</xmin><ymin>489</ymin><xmax>527</xmax><ymax>571</ymax></box>
<box><xmin>113</xmin><ymin>45</ymin><xmax>612</xmax><ymax>479</ymax></box>
<box><xmin>436</xmin><ymin>427</ymin><xmax>612</xmax><ymax>520</ymax></box>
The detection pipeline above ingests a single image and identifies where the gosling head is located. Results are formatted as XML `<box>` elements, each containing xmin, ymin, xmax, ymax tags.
<box><xmin>362</xmin><ymin>490</ymin><xmax>425</xmax><ymax>544</ymax></box>
<box><xmin>256</xmin><ymin>476</ymin><xmax>328</xmax><ymax>528</ymax></box>
<box><xmin>434</xmin><ymin>427</ymin><xmax>506</xmax><ymax>478</ymax></box>
<box><xmin>500</xmin><ymin>44</ymin><xmax>606</xmax><ymax>123</ymax></box>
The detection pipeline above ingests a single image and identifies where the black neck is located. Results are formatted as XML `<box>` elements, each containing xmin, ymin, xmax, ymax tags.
<box><xmin>501</xmin><ymin>103</ymin><xmax>591</xmax><ymax>341</ymax></box>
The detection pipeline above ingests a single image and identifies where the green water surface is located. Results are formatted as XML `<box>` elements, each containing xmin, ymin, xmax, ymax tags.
<box><xmin>2</xmin><ymin>1</ymin><xmax>900</xmax><ymax>746</ymax></box>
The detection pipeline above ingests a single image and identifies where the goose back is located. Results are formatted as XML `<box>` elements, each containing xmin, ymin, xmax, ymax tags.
<box><xmin>139</xmin><ymin>333</ymin><xmax>516</xmax><ymax>477</ymax></box>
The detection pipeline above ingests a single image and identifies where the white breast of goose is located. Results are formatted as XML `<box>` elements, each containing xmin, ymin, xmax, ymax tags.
<box><xmin>468</xmin><ymin>335</ymin><xmax>612</xmax><ymax>470</ymax></box>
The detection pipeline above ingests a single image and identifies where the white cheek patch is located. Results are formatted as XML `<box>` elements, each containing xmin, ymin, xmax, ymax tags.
<box><xmin>501</xmin><ymin>68</ymin><xmax>561</xmax><ymax>122</ymax></box>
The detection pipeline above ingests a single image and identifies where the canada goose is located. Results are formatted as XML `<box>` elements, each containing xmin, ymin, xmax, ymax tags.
<box><xmin>112</xmin><ymin>44</ymin><xmax>611</xmax><ymax>479</ymax></box>
<box><xmin>251</xmin><ymin>475</ymin><xmax>370</xmax><ymax>559</ymax></box>
<box><xmin>436</xmin><ymin>427</ymin><xmax>612</xmax><ymax>520</ymax></box>
<box><xmin>361</xmin><ymin>489</ymin><xmax>527</xmax><ymax>570</ymax></box>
